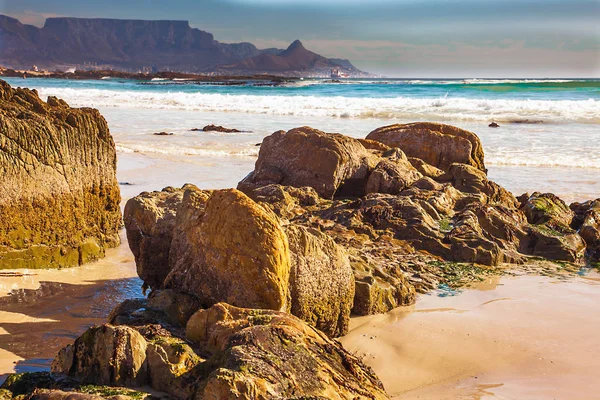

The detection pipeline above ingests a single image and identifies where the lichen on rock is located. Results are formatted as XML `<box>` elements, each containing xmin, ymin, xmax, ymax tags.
<box><xmin>0</xmin><ymin>79</ymin><xmax>121</xmax><ymax>269</ymax></box>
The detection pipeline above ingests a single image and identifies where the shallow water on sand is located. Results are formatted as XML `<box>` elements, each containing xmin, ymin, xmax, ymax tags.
<box><xmin>341</xmin><ymin>272</ymin><xmax>600</xmax><ymax>399</ymax></box>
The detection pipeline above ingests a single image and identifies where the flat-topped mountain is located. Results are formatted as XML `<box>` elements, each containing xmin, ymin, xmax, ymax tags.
<box><xmin>0</xmin><ymin>15</ymin><xmax>367</xmax><ymax>76</ymax></box>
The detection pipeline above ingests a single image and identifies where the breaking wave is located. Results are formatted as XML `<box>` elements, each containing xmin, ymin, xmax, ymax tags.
<box><xmin>37</xmin><ymin>87</ymin><xmax>600</xmax><ymax>124</ymax></box>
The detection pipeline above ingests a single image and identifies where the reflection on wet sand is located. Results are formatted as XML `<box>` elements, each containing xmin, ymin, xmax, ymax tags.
<box><xmin>0</xmin><ymin>230</ymin><xmax>142</xmax><ymax>382</ymax></box>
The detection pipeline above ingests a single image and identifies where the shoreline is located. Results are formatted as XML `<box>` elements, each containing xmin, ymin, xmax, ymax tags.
<box><xmin>0</xmin><ymin>67</ymin><xmax>299</xmax><ymax>85</ymax></box>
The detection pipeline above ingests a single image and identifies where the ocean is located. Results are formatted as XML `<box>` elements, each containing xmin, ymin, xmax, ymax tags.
<box><xmin>3</xmin><ymin>77</ymin><xmax>600</xmax><ymax>201</ymax></box>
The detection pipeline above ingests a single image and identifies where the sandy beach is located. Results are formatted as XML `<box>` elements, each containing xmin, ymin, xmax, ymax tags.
<box><xmin>342</xmin><ymin>271</ymin><xmax>600</xmax><ymax>399</ymax></box>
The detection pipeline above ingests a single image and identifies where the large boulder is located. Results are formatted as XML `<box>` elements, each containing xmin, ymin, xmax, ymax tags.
<box><xmin>166</xmin><ymin>188</ymin><xmax>291</xmax><ymax>312</ymax></box>
<box><xmin>46</xmin><ymin>303</ymin><xmax>390</xmax><ymax>400</ymax></box>
<box><xmin>51</xmin><ymin>325</ymin><xmax>148</xmax><ymax>387</ymax></box>
<box><xmin>125</xmin><ymin>185</ymin><xmax>356</xmax><ymax>336</ymax></box>
<box><xmin>123</xmin><ymin>186</ymin><xmax>189</xmax><ymax>290</ymax></box>
<box><xmin>238</xmin><ymin>126</ymin><xmax>379</xmax><ymax>199</ymax></box>
<box><xmin>0</xmin><ymin>79</ymin><xmax>121</xmax><ymax>269</ymax></box>
<box><xmin>186</xmin><ymin>303</ymin><xmax>389</xmax><ymax>400</ymax></box>
<box><xmin>284</xmin><ymin>224</ymin><xmax>354</xmax><ymax>337</ymax></box>
<box><xmin>366</xmin><ymin>122</ymin><xmax>486</xmax><ymax>172</ymax></box>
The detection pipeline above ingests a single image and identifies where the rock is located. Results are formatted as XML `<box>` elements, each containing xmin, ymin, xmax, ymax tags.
<box><xmin>166</xmin><ymin>187</ymin><xmax>291</xmax><ymax>312</ymax></box>
<box><xmin>124</xmin><ymin>186</ymin><xmax>187</xmax><ymax>290</ymax></box>
<box><xmin>147</xmin><ymin>289</ymin><xmax>202</xmax><ymax>327</ymax></box>
<box><xmin>153</xmin><ymin>131</ymin><xmax>173</xmax><ymax>136</ymax></box>
<box><xmin>407</xmin><ymin>157</ymin><xmax>445</xmax><ymax>179</ymax></box>
<box><xmin>241</xmin><ymin>183</ymin><xmax>320</xmax><ymax>220</ymax></box>
<box><xmin>489</xmin><ymin>122</ymin><xmax>500</xmax><ymax>128</ymax></box>
<box><xmin>526</xmin><ymin>225</ymin><xmax>586</xmax><ymax>263</ymax></box>
<box><xmin>0</xmin><ymin>79</ymin><xmax>121</xmax><ymax>269</ymax></box>
<box><xmin>238</xmin><ymin>126</ymin><xmax>379</xmax><ymax>199</ymax></box>
<box><xmin>521</xmin><ymin>192</ymin><xmax>574</xmax><ymax>229</ymax></box>
<box><xmin>571</xmin><ymin>199</ymin><xmax>600</xmax><ymax>260</ymax></box>
<box><xmin>365</xmin><ymin>149</ymin><xmax>423</xmax><ymax>195</ymax></box>
<box><xmin>351</xmin><ymin>254</ymin><xmax>416</xmax><ymax>315</ymax></box>
<box><xmin>449</xmin><ymin>203</ymin><xmax>528</xmax><ymax>265</ymax></box>
<box><xmin>284</xmin><ymin>224</ymin><xmax>354</xmax><ymax>337</ymax></box>
<box><xmin>186</xmin><ymin>303</ymin><xmax>389</xmax><ymax>399</ymax></box>
<box><xmin>51</xmin><ymin>325</ymin><xmax>148</xmax><ymax>387</ymax></box>
<box><xmin>145</xmin><ymin>336</ymin><xmax>201</xmax><ymax>397</ymax></box>
<box><xmin>366</xmin><ymin>122</ymin><xmax>486</xmax><ymax>172</ymax></box>
<box><xmin>195</xmin><ymin>124</ymin><xmax>242</xmax><ymax>133</ymax></box>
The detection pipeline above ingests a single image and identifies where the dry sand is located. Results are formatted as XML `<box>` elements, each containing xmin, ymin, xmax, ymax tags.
<box><xmin>341</xmin><ymin>272</ymin><xmax>600</xmax><ymax>399</ymax></box>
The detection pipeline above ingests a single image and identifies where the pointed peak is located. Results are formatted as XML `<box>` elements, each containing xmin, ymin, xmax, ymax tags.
<box><xmin>287</xmin><ymin>39</ymin><xmax>305</xmax><ymax>51</ymax></box>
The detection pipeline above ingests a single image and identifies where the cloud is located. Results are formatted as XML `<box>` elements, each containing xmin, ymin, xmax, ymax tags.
<box><xmin>249</xmin><ymin>37</ymin><xmax>600</xmax><ymax>77</ymax></box>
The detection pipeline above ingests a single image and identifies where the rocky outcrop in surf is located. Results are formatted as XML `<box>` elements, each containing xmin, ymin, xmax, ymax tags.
<box><xmin>0</xmin><ymin>79</ymin><xmax>121</xmax><ymax>269</ymax></box>
<box><xmin>6</xmin><ymin>121</ymin><xmax>600</xmax><ymax>399</ymax></box>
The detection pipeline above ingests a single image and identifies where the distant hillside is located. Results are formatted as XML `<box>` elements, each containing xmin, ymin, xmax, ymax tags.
<box><xmin>219</xmin><ymin>40</ymin><xmax>364</xmax><ymax>76</ymax></box>
<box><xmin>0</xmin><ymin>15</ymin><xmax>369</xmax><ymax>76</ymax></box>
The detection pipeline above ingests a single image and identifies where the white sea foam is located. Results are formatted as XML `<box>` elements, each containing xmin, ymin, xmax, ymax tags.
<box><xmin>116</xmin><ymin>142</ymin><xmax>259</xmax><ymax>157</ymax></box>
<box><xmin>36</xmin><ymin>88</ymin><xmax>600</xmax><ymax>124</ymax></box>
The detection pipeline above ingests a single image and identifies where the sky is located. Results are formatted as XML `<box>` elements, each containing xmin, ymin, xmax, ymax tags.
<box><xmin>1</xmin><ymin>0</ymin><xmax>599</xmax><ymax>77</ymax></box>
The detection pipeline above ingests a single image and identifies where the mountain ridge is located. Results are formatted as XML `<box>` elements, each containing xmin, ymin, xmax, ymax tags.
<box><xmin>0</xmin><ymin>15</ymin><xmax>369</xmax><ymax>76</ymax></box>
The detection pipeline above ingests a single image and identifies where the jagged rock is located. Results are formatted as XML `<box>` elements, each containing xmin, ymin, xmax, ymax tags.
<box><xmin>519</xmin><ymin>193</ymin><xmax>586</xmax><ymax>262</ymax></box>
<box><xmin>147</xmin><ymin>289</ymin><xmax>203</xmax><ymax>327</ymax></box>
<box><xmin>166</xmin><ymin>187</ymin><xmax>291</xmax><ymax>311</ymax></box>
<box><xmin>51</xmin><ymin>325</ymin><xmax>148</xmax><ymax>387</ymax></box>
<box><xmin>366</xmin><ymin>122</ymin><xmax>486</xmax><ymax>172</ymax></box>
<box><xmin>196</xmin><ymin>124</ymin><xmax>242</xmax><ymax>133</ymax></box>
<box><xmin>124</xmin><ymin>186</ymin><xmax>188</xmax><ymax>290</ymax></box>
<box><xmin>571</xmin><ymin>199</ymin><xmax>600</xmax><ymax>260</ymax></box>
<box><xmin>449</xmin><ymin>203</ymin><xmax>528</xmax><ymax>265</ymax></box>
<box><xmin>365</xmin><ymin>149</ymin><xmax>423</xmax><ymax>195</ymax></box>
<box><xmin>153</xmin><ymin>131</ymin><xmax>173</xmax><ymax>136</ymax></box>
<box><xmin>241</xmin><ymin>183</ymin><xmax>321</xmax><ymax>220</ymax></box>
<box><xmin>0</xmin><ymin>79</ymin><xmax>121</xmax><ymax>269</ymax></box>
<box><xmin>407</xmin><ymin>157</ymin><xmax>445</xmax><ymax>179</ymax></box>
<box><xmin>521</xmin><ymin>192</ymin><xmax>574</xmax><ymax>229</ymax></box>
<box><xmin>238</xmin><ymin>126</ymin><xmax>379</xmax><ymax>198</ymax></box>
<box><xmin>284</xmin><ymin>224</ymin><xmax>354</xmax><ymax>337</ymax></box>
<box><xmin>351</xmin><ymin>251</ymin><xmax>416</xmax><ymax>315</ymax></box>
<box><xmin>145</xmin><ymin>336</ymin><xmax>201</xmax><ymax>397</ymax></box>
<box><xmin>186</xmin><ymin>303</ymin><xmax>389</xmax><ymax>399</ymax></box>
<box><xmin>526</xmin><ymin>225</ymin><xmax>586</xmax><ymax>263</ymax></box>
<box><xmin>47</xmin><ymin>303</ymin><xmax>389</xmax><ymax>399</ymax></box>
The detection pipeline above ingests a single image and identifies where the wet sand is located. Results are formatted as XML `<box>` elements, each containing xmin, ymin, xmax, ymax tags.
<box><xmin>340</xmin><ymin>271</ymin><xmax>600</xmax><ymax>400</ymax></box>
<box><xmin>0</xmin><ymin>230</ymin><xmax>141</xmax><ymax>381</ymax></box>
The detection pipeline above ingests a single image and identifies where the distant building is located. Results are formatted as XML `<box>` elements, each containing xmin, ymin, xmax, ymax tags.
<box><xmin>330</xmin><ymin>68</ymin><xmax>349</xmax><ymax>78</ymax></box>
<box><xmin>32</xmin><ymin>65</ymin><xmax>39</xmax><ymax>72</ymax></box>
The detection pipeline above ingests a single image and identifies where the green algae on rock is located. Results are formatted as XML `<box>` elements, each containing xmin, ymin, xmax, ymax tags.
<box><xmin>0</xmin><ymin>79</ymin><xmax>121</xmax><ymax>269</ymax></box>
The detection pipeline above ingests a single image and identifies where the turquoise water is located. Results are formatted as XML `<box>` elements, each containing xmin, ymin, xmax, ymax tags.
<box><xmin>6</xmin><ymin>77</ymin><xmax>600</xmax><ymax>101</ymax></box>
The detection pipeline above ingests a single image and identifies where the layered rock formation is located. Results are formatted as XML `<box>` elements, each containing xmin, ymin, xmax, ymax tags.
<box><xmin>0</xmin><ymin>79</ymin><xmax>121</xmax><ymax>269</ymax></box>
